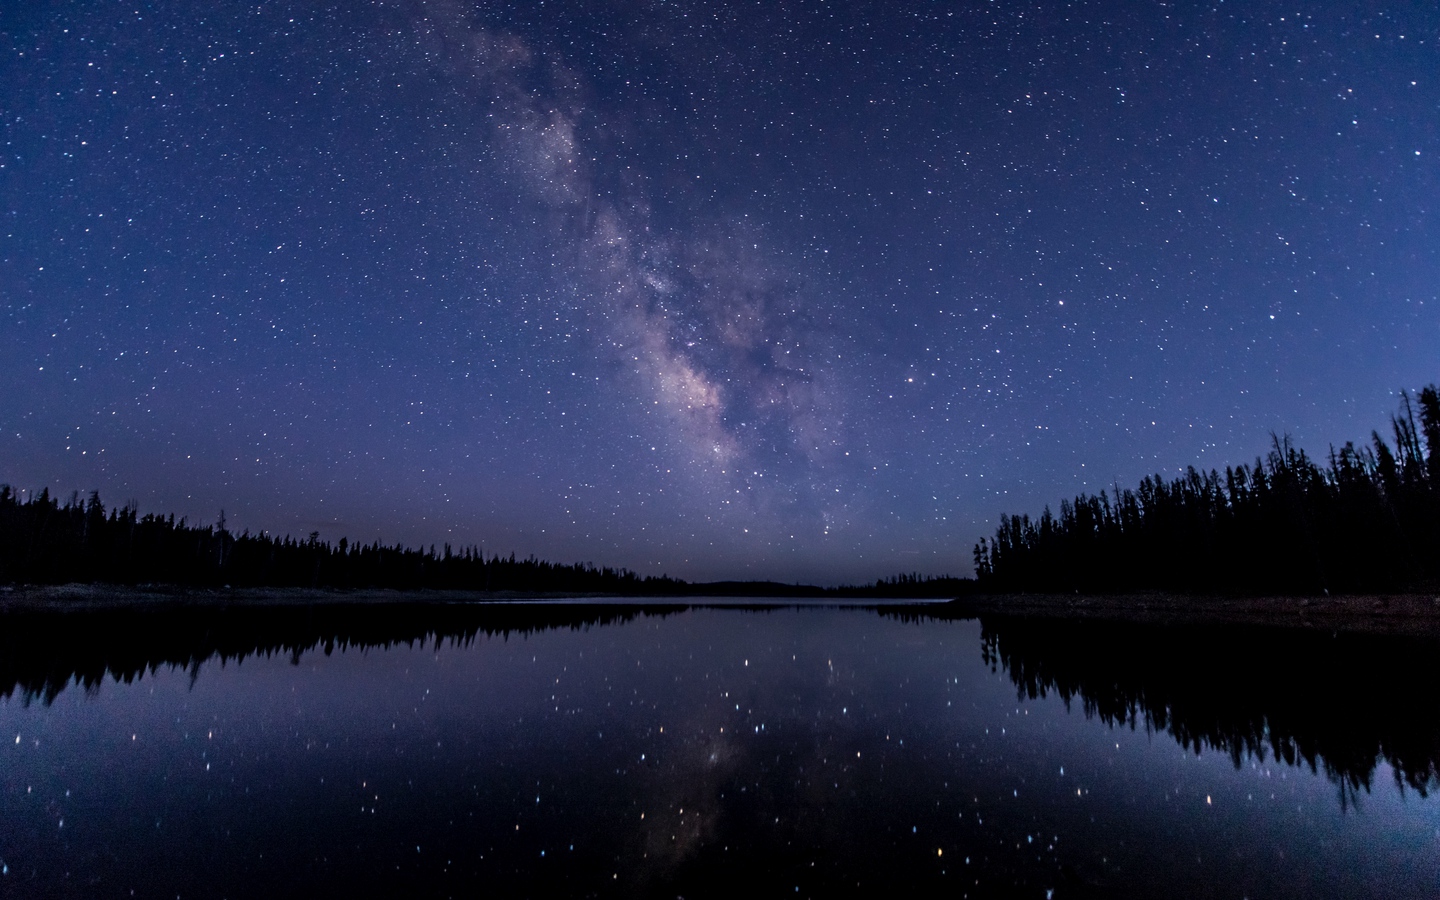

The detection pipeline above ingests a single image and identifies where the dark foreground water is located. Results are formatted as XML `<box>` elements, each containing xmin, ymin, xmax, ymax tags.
<box><xmin>2</xmin><ymin>601</ymin><xmax>1439</xmax><ymax>898</ymax></box>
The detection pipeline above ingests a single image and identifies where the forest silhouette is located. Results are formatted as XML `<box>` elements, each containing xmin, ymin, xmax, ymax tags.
<box><xmin>0</xmin><ymin>489</ymin><xmax>682</xmax><ymax>594</ymax></box>
<box><xmin>974</xmin><ymin>384</ymin><xmax>1440</xmax><ymax>594</ymax></box>
<box><xmin>0</xmin><ymin>486</ymin><xmax>965</xmax><ymax>597</ymax></box>
<box><xmin>7</xmin><ymin>383</ymin><xmax>1437</xmax><ymax>597</ymax></box>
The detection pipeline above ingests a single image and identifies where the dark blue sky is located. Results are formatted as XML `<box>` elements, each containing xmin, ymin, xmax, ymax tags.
<box><xmin>3</xmin><ymin>0</ymin><xmax>1436</xmax><ymax>583</ymax></box>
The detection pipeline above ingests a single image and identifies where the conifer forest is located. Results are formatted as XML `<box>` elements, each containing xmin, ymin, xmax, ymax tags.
<box><xmin>974</xmin><ymin>385</ymin><xmax>1440</xmax><ymax>594</ymax></box>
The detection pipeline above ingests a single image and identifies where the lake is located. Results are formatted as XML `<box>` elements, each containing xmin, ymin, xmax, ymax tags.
<box><xmin>2</xmin><ymin>600</ymin><xmax>1438</xmax><ymax>898</ymax></box>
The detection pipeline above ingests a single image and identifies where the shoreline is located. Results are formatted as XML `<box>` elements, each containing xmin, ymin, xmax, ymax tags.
<box><xmin>0</xmin><ymin>583</ymin><xmax>624</xmax><ymax>612</ymax></box>
<box><xmin>0</xmin><ymin>583</ymin><xmax>933</xmax><ymax>612</ymax></box>
<box><xmin>942</xmin><ymin>592</ymin><xmax>1440</xmax><ymax>637</ymax></box>
<box><xmin>6</xmin><ymin>584</ymin><xmax>1440</xmax><ymax>636</ymax></box>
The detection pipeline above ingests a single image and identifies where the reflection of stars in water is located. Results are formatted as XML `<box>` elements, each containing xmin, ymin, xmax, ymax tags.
<box><xmin>5</xmin><ymin>608</ymin><xmax>1438</xmax><ymax>894</ymax></box>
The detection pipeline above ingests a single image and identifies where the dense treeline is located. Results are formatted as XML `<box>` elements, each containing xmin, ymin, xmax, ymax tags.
<box><xmin>0</xmin><ymin>486</ymin><xmax>972</xmax><ymax>596</ymax></box>
<box><xmin>839</xmin><ymin>573</ymin><xmax>977</xmax><ymax>599</ymax></box>
<box><xmin>0</xmin><ymin>486</ymin><xmax>686</xmax><ymax>594</ymax></box>
<box><xmin>974</xmin><ymin>385</ymin><xmax>1440</xmax><ymax>594</ymax></box>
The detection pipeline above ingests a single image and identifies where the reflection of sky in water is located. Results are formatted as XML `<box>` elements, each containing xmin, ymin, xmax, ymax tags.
<box><xmin>2</xmin><ymin>608</ymin><xmax>1438</xmax><ymax>897</ymax></box>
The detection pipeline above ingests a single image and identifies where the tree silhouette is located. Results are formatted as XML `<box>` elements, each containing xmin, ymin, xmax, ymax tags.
<box><xmin>0</xmin><ymin>486</ymin><xmax>968</xmax><ymax>597</ymax></box>
<box><xmin>975</xmin><ymin>384</ymin><xmax>1440</xmax><ymax>594</ymax></box>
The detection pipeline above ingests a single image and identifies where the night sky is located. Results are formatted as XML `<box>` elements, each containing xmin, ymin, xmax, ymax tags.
<box><xmin>3</xmin><ymin>1</ymin><xmax>1436</xmax><ymax>584</ymax></box>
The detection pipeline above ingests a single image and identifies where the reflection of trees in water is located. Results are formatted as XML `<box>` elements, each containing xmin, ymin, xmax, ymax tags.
<box><xmin>976</xmin><ymin>614</ymin><xmax>1440</xmax><ymax>804</ymax></box>
<box><xmin>15</xmin><ymin>603</ymin><xmax>1439</xmax><ymax>807</ymax></box>
<box><xmin>0</xmin><ymin>602</ymin><xmax>688</xmax><ymax>707</ymax></box>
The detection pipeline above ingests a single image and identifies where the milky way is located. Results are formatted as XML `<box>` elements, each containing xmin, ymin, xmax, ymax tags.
<box><xmin>2</xmin><ymin>1</ymin><xmax>1436</xmax><ymax>582</ymax></box>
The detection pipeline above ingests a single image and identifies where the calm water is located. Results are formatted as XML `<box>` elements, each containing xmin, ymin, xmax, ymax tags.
<box><xmin>2</xmin><ymin>601</ymin><xmax>1439</xmax><ymax>898</ymax></box>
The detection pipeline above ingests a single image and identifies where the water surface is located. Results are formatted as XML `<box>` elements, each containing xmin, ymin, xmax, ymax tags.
<box><xmin>2</xmin><ymin>601</ymin><xmax>1438</xmax><ymax>897</ymax></box>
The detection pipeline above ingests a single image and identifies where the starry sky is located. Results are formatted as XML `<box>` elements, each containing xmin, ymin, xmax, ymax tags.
<box><xmin>3</xmin><ymin>0</ymin><xmax>1437</xmax><ymax>584</ymax></box>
